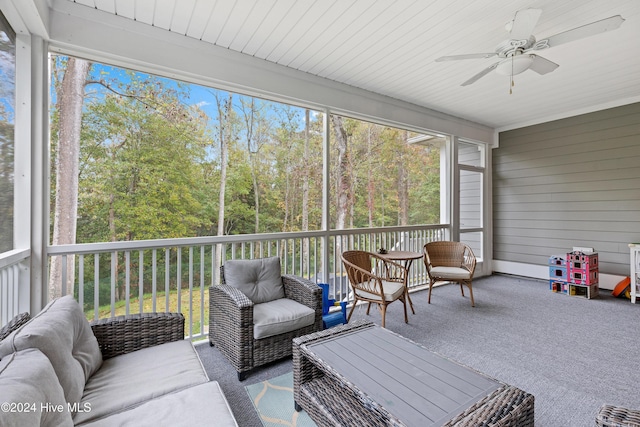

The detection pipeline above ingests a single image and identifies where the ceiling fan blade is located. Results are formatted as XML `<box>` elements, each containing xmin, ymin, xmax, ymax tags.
<box><xmin>528</xmin><ymin>55</ymin><xmax>559</xmax><ymax>75</ymax></box>
<box><xmin>509</xmin><ymin>8</ymin><xmax>542</xmax><ymax>40</ymax></box>
<box><xmin>436</xmin><ymin>53</ymin><xmax>496</xmax><ymax>62</ymax></box>
<box><xmin>461</xmin><ymin>62</ymin><xmax>499</xmax><ymax>86</ymax></box>
<box><xmin>535</xmin><ymin>15</ymin><xmax>625</xmax><ymax>49</ymax></box>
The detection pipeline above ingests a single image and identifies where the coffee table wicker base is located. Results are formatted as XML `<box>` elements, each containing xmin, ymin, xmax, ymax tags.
<box><xmin>293</xmin><ymin>321</ymin><xmax>534</xmax><ymax>427</ymax></box>
<box><xmin>596</xmin><ymin>404</ymin><xmax>640</xmax><ymax>427</ymax></box>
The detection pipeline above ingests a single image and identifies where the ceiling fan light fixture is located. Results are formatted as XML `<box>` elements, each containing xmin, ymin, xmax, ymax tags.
<box><xmin>495</xmin><ymin>55</ymin><xmax>533</xmax><ymax>76</ymax></box>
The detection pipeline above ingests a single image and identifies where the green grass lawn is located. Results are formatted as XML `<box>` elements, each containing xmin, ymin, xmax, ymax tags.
<box><xmin>85</xmin><ymin>287</ymin><xmax>209</xmax><ymax>335</ymax></box>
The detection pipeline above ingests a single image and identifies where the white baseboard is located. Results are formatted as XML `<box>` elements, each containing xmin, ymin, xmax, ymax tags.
<box><xmin>492</xmin><ymin>260</ymin><xmax>624</xmax><ymax>291</ymax></box>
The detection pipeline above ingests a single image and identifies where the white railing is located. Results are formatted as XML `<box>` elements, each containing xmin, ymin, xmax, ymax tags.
<box><xmin>0</xmin><ymin>248</ymin><xmax>30</xmax><ymax>327</ymax></box>
<box><xmin>47</xmin><ymin>224</ymin><xmax>449</xmax><ymax>340</ymax></box>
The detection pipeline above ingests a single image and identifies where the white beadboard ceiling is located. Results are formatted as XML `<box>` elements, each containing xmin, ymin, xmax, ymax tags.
<box><xmin>61</xmin><ymin>0</ymin><xmax>640</xmax><ymax>130</ymax></box>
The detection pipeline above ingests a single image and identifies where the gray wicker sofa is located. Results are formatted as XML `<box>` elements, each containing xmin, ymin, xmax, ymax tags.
<box><xmin>0</xmin><ymin>296</ymin><xmax>238</xmax><ymax>427</ymax></box>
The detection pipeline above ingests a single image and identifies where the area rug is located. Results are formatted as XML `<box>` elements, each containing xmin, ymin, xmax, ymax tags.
<box><xmin>245</xmin><ymin>372</ymin><xmax>316</xmax><ymax>427</ymax></box>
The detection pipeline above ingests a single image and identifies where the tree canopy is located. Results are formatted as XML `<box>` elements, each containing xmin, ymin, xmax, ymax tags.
<box><xmin>50</xmin><ymin>57</ymin><xmax>441</xmax><ymax>246</ymax></box>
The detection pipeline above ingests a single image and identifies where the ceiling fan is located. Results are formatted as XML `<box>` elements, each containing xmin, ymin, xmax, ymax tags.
<box><xmin>436</xmin><ymin>9</ymin><xmax>625</xmax><ymax>89</ymax></box>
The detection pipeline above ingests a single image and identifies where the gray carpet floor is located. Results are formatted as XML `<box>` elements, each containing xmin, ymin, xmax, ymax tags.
<box><xmin>196</xmin><ymin>274</ymin><xmax>640</xmax><ymax>426</ymax></box>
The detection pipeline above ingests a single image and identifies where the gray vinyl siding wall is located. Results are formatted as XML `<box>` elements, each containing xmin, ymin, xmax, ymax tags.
<box><xmin>493</xmin><ymin>102</ymin><xmax>640</xmax><ymax>276</ymax></box>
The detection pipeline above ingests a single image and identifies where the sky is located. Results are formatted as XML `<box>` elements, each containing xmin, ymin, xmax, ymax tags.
<box><xmin>79</xmin><ymin>60</ymin><xmax>317</xmax><ymax>134</ymax></box>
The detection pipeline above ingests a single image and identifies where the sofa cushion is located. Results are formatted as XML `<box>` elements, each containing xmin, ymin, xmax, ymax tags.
<box><xmin>74</xmin><ymin>339</ymin><xmax>209</xmax><ymax>425</ymax></box>
<box><xmin>0</xmin><ymin>348</ymin><xmax>73</xmax><ymax>427</ymax></box>
<box><xmin>253</xmin><ymin>298</ymin><xmax>316</xmax><ymax>339</ymax></box>
<box><xmin>78</xmin><ymin>381</ymin><xmax>237</xmax><ymax>427</ymax></box>
<box><xmin>0</xmin><ymin>296</ymin><xmax>102</xmax><ymax>407</ymax></box>
<box><xmin>224</xmin><ymin>257</ymin><xmax>285</xmax><ymax>304</ymax></box>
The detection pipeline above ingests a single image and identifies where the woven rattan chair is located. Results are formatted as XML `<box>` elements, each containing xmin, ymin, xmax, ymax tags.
<box><xmin>341</xmin><ymin>250</ymin><xmax>408</xmax><ymax>328</ymax></box>
<box><xmin>423</xmin><ymin>241</ymin><xmax>477</xmax><ymax>307</ymax></box>
<box><xmin>209</xmin><ymin>258</ymin><xmax>322</xmax><ymax>380</ymax></box>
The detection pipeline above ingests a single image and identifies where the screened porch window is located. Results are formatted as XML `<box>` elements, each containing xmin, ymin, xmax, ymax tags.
<box><xmin>0</xmin><ymin>12</ymin><xmax>15</xmax><ymax>253</ymax></box>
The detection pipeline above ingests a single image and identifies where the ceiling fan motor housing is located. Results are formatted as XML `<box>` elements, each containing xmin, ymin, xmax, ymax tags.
<box><xmin>494</xmin><ymin>37</ymin><xmax>536</xmax><ymax>76</ymax></box>
<box><xmin>495</xmin><ymin>36</ymin><xmax>535</xmax><ymax>58</ymax></box>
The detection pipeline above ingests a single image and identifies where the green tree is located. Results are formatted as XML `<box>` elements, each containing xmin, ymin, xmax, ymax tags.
<box><xmin>78</xmin><ymin>72</ymin><xmax>207</xmax><ymax>243</ymax></box>
<box><xmin>329</xmin><ymin>116</ymin><xmax>441</xmax><ymax>231</ymax></box>
<box><xmin>74</xmin><ymin>71</ymin><xmax>208</xmax><ymax>300</ymax></box>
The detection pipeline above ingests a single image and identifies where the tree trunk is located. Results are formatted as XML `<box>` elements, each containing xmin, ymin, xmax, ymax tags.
<box><xmin>214</xmin><ymin>94</ymin><xmax>233</xmax><ymax>285</ymax></box>
<box><xmin>331</xmin><ymin>115</ymin><xmax>350</xmax><ymax>230</ymax></box>
<box><xmin>50</xmin><ymin>57</ymin><xmax>91</xmax><ymax>299</ymax></box>
<box><xmin>331</xmin><ymin>115</ymin><xmax>350</xmax><ymax>260</ymax></box>
<box><xmin>367</xmin><ymin>125</ymin><xmax>375</xmax><ymax>228</ymax></box>
<box><xmin>109</xmin><ymin>192</ymin><xmax>121</xmax><ymax>299</ymax></box>
<box><xmin>243</xmin><ymin>98</ymin><xmax>260</xmax><ymax>234</ymax></box>
<box><xmin>282</xmin><ymin>127</ymin><xmax>292</xmax><ymax>234</ymax></box>
<box><xmin>302</xmin><ymin>109</ymin><xmax>310</xmax><ymax>277</ymax></box>
<box><xmin>349</xmin><ymin>167</ymin><xmax>356</xmax><ymax>229</ymax></box>
<box><xmin>397</xmin><ymin>131</ymin><xmax>409</xmax><ymax>226</ymax></box>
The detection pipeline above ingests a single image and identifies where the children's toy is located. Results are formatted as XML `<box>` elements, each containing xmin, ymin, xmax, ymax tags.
<box><xmin>548</xmin><ymin>250</ymin><xmax>599</xmax><ymax>299</ymax></box>
<box><xmin>612</xmin><ymin>277</ymin><xmax>631</xmax><ymax>299</ymax></box>
<box><xmin>319</xmin><ymin>283</ymin><xmax>348</xmax><ymax>329</ymax></box>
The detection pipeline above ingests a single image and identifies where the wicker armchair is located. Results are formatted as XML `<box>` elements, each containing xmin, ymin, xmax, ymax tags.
<box><xmin>423</xmin><ymin>241</ymin><xmax>477</xmax><ymax>307</ymax></box>
<box><xmin>341</xmin><ymin>250</ymin><xmax>408</xmax><ymax>328</ymax></box>
<box><xmin>596</xmin><ymin>404</ymin><xmax>640</xmax><ymax>427</ymax></box>
<box><xmin>209</xmin><ymin>258</ymin><xmax>322</xmax><ymax>381</ymax></box>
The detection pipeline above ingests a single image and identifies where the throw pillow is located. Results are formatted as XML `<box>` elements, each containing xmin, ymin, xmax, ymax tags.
<box><xmin>0</xmin><ymin>295</ymin><xmax>103</xmax><ymax>407</ymax></box>
<box><xmin>0</xmin><ymin>348</ymin><xmax>74</xmax><ymax>427</ymax></box>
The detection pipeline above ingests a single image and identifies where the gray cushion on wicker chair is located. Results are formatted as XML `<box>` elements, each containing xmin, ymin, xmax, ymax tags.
<box><xmin>253</xmin><ymin>298</ymin><xmax>315</xmax><ymax>339</ymax></box>
<box><xmin>223</xmin><ymin>257</ymin><xmax>285</xmax><ymax>304</ymax></box>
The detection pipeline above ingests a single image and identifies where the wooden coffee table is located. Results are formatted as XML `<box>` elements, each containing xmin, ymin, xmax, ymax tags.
<box><xmin>293</xmin><ymin>320</ymin><xmax>534</xmax><ymax>427</ymax></box>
